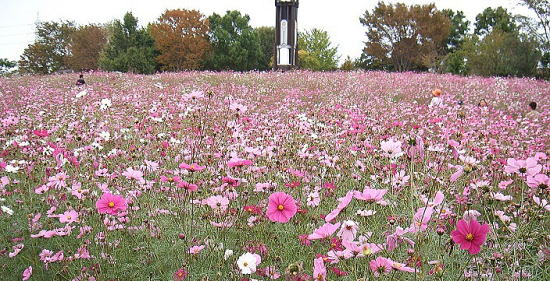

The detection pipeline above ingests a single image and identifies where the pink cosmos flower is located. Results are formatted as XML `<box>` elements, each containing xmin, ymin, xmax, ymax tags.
<box><xmin>408</xmin><ymin>207</ymin><xmax>434</xmax><ymax>233</ymax></box>
<box><xmin>526</xmin><ymin>174</ymin><xmax>549</xmax><ymax>189</ymax></box>
<box><xmin>380</xmin><ymin>139</ymin><xmax>404</xmax><ymax>158</ymax></box>
<box><xmin>160</xmin><ymin>175</ymin><xmax>182</xmax><ymax>183</ymax></box>
<box><xmin>308</xmin><ymin>222</ymin><xmax>342</xmax><ymax>240</ymax></box>
<box><xmin>22</xmin><ymin>266</ymin><xmax>32</xmax><ymax>281</ymax></box>
<box><xmin>178</xmin><ymin>162</ymin><xmax>206</xmax><ymax>172</ymax></box>
<box><xmin>451</xmin><ymin>219</ymin><xmax>490</xmax><ymax>255</ymax></box>
<box><xmin>533</xmin><ymin>196</ymin><xmax>550</xmax><ymax>211</ymax></box>
<box><xmin>325</xmin><ymin>191</ymin><xmax>355</xmax><ymax>222</ymax></box>
<box><xmin>184</xmin><ymin>90</ymin><xmax>204</xmax><ymax>100</ymax></box>
<box><xmin>354</xmin><ymin>187</ymin><xmax>387</xmax><ymax>203</ymax></box>
<box><xmin>313</xmin><ymin>257</ymin><xmax>327</xmax><ymax>281</ymax></box>
<box><xmin>8</xmin><ymin>243</ymin><xmax>24</xmax><ymax>257</ymax></box>
<box><xmin>388</xmin><ymin>259</ymin><xmax>416</xmax><ymax>273</ymax></box>
<box><xmin>370</xmin><ymin>256</ymin><xmax>392</xmax><ymax>277</ymax></box>
<box><xmin>177</xmin><ymin>180</ymin><xmax>199</xmax><ymax>191</ymax></box>
<box><xmin>266</xmin><ymin>192</ymin><xmax>297</xmax><ymax>223</ymax></box>
<box><xmin>498</xmin><ymin>179</ymin><xmax>513</xmax><ymax>190</ymax></box>
<box><xmin>122</xmin><ymin>167</ymin><xmax>145</xmax><ymax>183</ymax></box>
<box><xmin>227</xmin><ymin>158</ymin><xmax>253</xmax><ymax>168</ymax></box>
<box><xmin>205</xmin><ymin>195</ymin><xmax>230</xmax><ymax>212</ymax></box>
<box><xmin>449</xmin><ymin>164</ymin><xmax>464</xmax><ymax>182</ymax></box>
<box><xmin>504</xmin><ymin>157</ymin><xmax>542</xmax><ymax>176</ymax></box>
<box><xmin>337</xmin><ymin>220</ymin><xmax>359</xmax><ymax>241</ymax></box>
<box><xmin>173</xmin><ymin>267</ymin><xmax>188</xmax><ymax>281</ymax></box>
<box><xmin>59</xmin><ymin>210</ymin><xmax>78</xmax><ymax>224</ymax></box>
<box><xmin>33</xmin><ymin>129</ymin><xmax>49</xmax><ymax>138</ymax></box>
<box><xmin>188</xmin><ymin>245</ymin><xmax>205</xmax><ymax>255</ymax></box>
<box><xmin>96</xmin><ymin>193</ymin><xmax>128</xmax><ymax>215</ymax></box>
<box><xmin>230</xmin><ymin>103</ymin><xmax>247</xmax><ymax>113</ymax></box>
<box><xmin>71</xmin><ymin>182</ymin><xmax>89</xmax><ymax>200</ymax></box>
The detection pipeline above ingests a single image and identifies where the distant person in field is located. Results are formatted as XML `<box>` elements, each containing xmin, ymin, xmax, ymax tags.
<box><xmin>76</xmin><ymin>74</ymin><xmax>86</xmax><ymax>86</ymax></box>
<box><xmin>526</xmin><ymin>102</ymin><xmax>540</xmax><ymax>120</ymax></box>
<box><xmin>428</xmin><ymin>88</ymin><xmax>443</xmax><ymax>107</ymax></box>
<box><xmin>478</xmin><ymin>99</ymin><xmax>488</xmax><ymax>107</ymax></box>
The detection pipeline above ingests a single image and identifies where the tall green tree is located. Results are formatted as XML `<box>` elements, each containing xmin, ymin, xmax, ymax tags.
<box><xmin>254</xmin><ymin>26</ymin><xmax>275</xmax><ymax>71</ymax></box>
<box><xmin>205</xmin><ymin>11</ymin><xmax>263</xmax><ymax>71</ymax></box>
<box><xmin>442</xmin><ymin>9</ymin><xmax>470</xmax><ymax>52</ymax></box>
<box><xmin>466</xmin><ymin>29</ymin><xmax>540</xmax><ymax>77</ymax></box>
<box><xmin>297</xmin><ymin>28</ymin><xmax>339</xmax><ymax>71</ymax></box>
<box><xmin>518</xmin><ymin>0</ymin><xmax>549</xmax><ymax>49</ymax></box>
<box><xmin>19</xmin><ymin>21</ymin><xmax>76</xmax><ymax>74</ymax></box>
<box><xmin>99</xmin><ymin>12</ymin><xmax>157</xmax><ymax>74</ymax></box>
<box><xmin>474</xmin><ymin>7</ymin><xmax>518</xmax><ymax>36</ymax></box>
<box><xmin>0</xmin><ymin>58</ymin><xmax>16</xmax><ymax>75</ymax></box>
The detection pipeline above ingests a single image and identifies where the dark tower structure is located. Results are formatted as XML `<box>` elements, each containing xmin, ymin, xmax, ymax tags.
<box><xmin>275</xmin><ymin>0</ymin><xmax>299</xmax><ymax>70</ymax></box>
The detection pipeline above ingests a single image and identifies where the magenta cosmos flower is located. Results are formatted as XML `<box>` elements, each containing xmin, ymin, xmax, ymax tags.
<box><xmin>96</xmin><ymin>193</ymin><xmax>127</xmax><ymax>215</ymax></box>
<box><xmin>451</xmin><ymin>219</ymin><xmax>490</xmax><ymax>254</ymax></box>
<box><xmin>178</xmin><ymin>162</ymin><xmax>206</xmax><ymax>172</ymax></box>
<box><xmin>266</xmin><ymin>192</ymin><xmax>297</xmax><ymax>223</ymax></box>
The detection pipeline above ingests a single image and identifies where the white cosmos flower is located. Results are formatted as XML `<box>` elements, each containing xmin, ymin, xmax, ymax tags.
<box><xmin>76</xmin><ymin>89</ymin><xmax>87</xmax><ymax>98</ymax></box>
<box><xmin>1</xmin><ymin>205</ymin><xmax>14</xmax><ymax>215</ymax></box>
<box><xmin>5</xmin><ymin>165</ymin><xmax>19</xmax><ymax>173</ymax></box>
<box><xmin>99</xmin><ymin>131</ymin><xmax>111</xmax><ymax>141</ymax></box>
<box><xmin>100</xmin><ymin>98</ymin><xmax>112</xmax><ymax>110</ymax></box>
<box><xmin>237</xmin><ymin>252</ymin><xmax>261</xmax><ymax>274</ymax></box>
<box><xmin>224</xmin><ymin>249</ymin><xmax>234</xmax><ymax>260</ymax></box>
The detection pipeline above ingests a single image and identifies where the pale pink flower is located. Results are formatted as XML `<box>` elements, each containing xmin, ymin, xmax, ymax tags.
<box><xmin>306</xmin><ymin>191</ymin><xmax>321</xmax><ymax>207</ymax></box>
<box><xmin>463</xmin><ymin>210</ymin><xmax>481</xmax><ymax>221</ymax></box>
<box><xmin>22</xmin><ymin>266</ymin><xmax>32</xmax><ymax>281</ymax></box>
<box><xmin>354</xmin><ymin>187</ymin><xmax>387</xmax><ymax>203</ymax></box>
<box><xmin>526</xmin><ymin>174</ymin><xmax>549</xmax><ymax>189</ymax></box>
<box><xmin>122</xmin><ymin>167</ymin><xmax>145</xmax><ymax>184</ymax></box>
<box><xmin>533</xmin><ymin>196</ymin><xmax>550</xmax><ymax>211</ymax></box>
<box><xmin>313</xmin><ymin>257</ymin><xmax>326</xmax><ymax>281</ymax></box>
<box><xmin>8</xmin><ymin>243</ymin><xmax>24</xmax><ymax>258</ymax></box>
<box><xmin>205</xmin><ymin>195</ymin><xmax>229</xmax><ymax>212</ymax></box>
<box><xmin>504</xmin><ymin>157</ymin><xmax>542</xmax><ymax>176</ymax></box>
<box><xmin>337</xmin><ymin>220</ymin><xmax>359</xmax><ymax>241</ymax></box>
<box><xmin>59</xmin><ymin>210</ymin><xmax>78</xmax><ymax>224</ymax></box>
<box><xmin>70</xmin><ymin>182</ymin><xmax>89</xmax><ymax>200</ymax></box>
<box><xmin>325</xmin><ymin>191</ymin><xmax>355</xmax><ymax>222</ymax></box>
<box><xmin>188</xmin><ymin>245</ymin><xmax>205</xmax><ymax>255</ymax></box>
<box><xmin>308</xmin><ymin>222</ymin><xmax>341</xmax><ymax>240</ymax></box>
<box><xmin>380</xmin><ymin>139</ymin><xmax>403</xmax><ymax>158</ymax></box>
<box><xmin>370</xmin><ymin>256</ymin><xmax>392</xmax><ymax>277</ymax></box>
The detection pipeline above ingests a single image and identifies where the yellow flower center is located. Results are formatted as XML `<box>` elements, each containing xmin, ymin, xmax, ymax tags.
<box><xmin>67</xmin><ymin>216</ymin><xmax>71</xmax><ymax>220</ymax></box>
<box><xmin>177</xmin><ymin>272</ymin><xmax>183</xmax><ymax>277</ymax></box>
<box><xmin>277</xmin><ymin>204</ymin><xmax>284</xmax><ymax>211</ymax></box>
<box><xmin>465</xmin><ymin>233</ymin><xmax>474</xmax><ymax>241</ymax></box>
<box><xmin>243</xmin><ymin>262</ymin><xmax>248</xmax><ymax>267</ymax></box>
<box><xmin>362</xmin><ymin>246</ymin><xmax>372</xmax><ymax>255</ymax></box>
<box><xmin>108</xmin><ymin>202</ymin><xmax>115</xmax><ymax>208</ymax></box>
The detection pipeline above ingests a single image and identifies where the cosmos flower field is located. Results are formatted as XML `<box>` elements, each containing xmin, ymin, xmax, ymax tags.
<box><xmin>0</xmin><ymin>71</ymin><xmax>548</xmax><ymax>280</ymax></box>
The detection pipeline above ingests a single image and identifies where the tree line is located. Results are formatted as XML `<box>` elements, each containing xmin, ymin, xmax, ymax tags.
<box><xmin>0</xmin><ymin>0</ymin><xmax>548</xmax><ymax>78</ymax></box>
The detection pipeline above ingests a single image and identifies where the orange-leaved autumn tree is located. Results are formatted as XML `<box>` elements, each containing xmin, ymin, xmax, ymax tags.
<box><xmin>67</xmin><ymin>24</ymin><xmax>107</xmax><ymax>71</ymax></box>
<box><xmin>150</xmin><ymin>9</ymin><xmax>211</xmax><ymax>71</ymax></box>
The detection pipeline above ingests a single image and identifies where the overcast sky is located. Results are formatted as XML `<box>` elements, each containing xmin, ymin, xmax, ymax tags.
<box><xmin>0</xmin><ymin>0</ymin><xmax>534</xmax><ymax>64</ymax></box>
